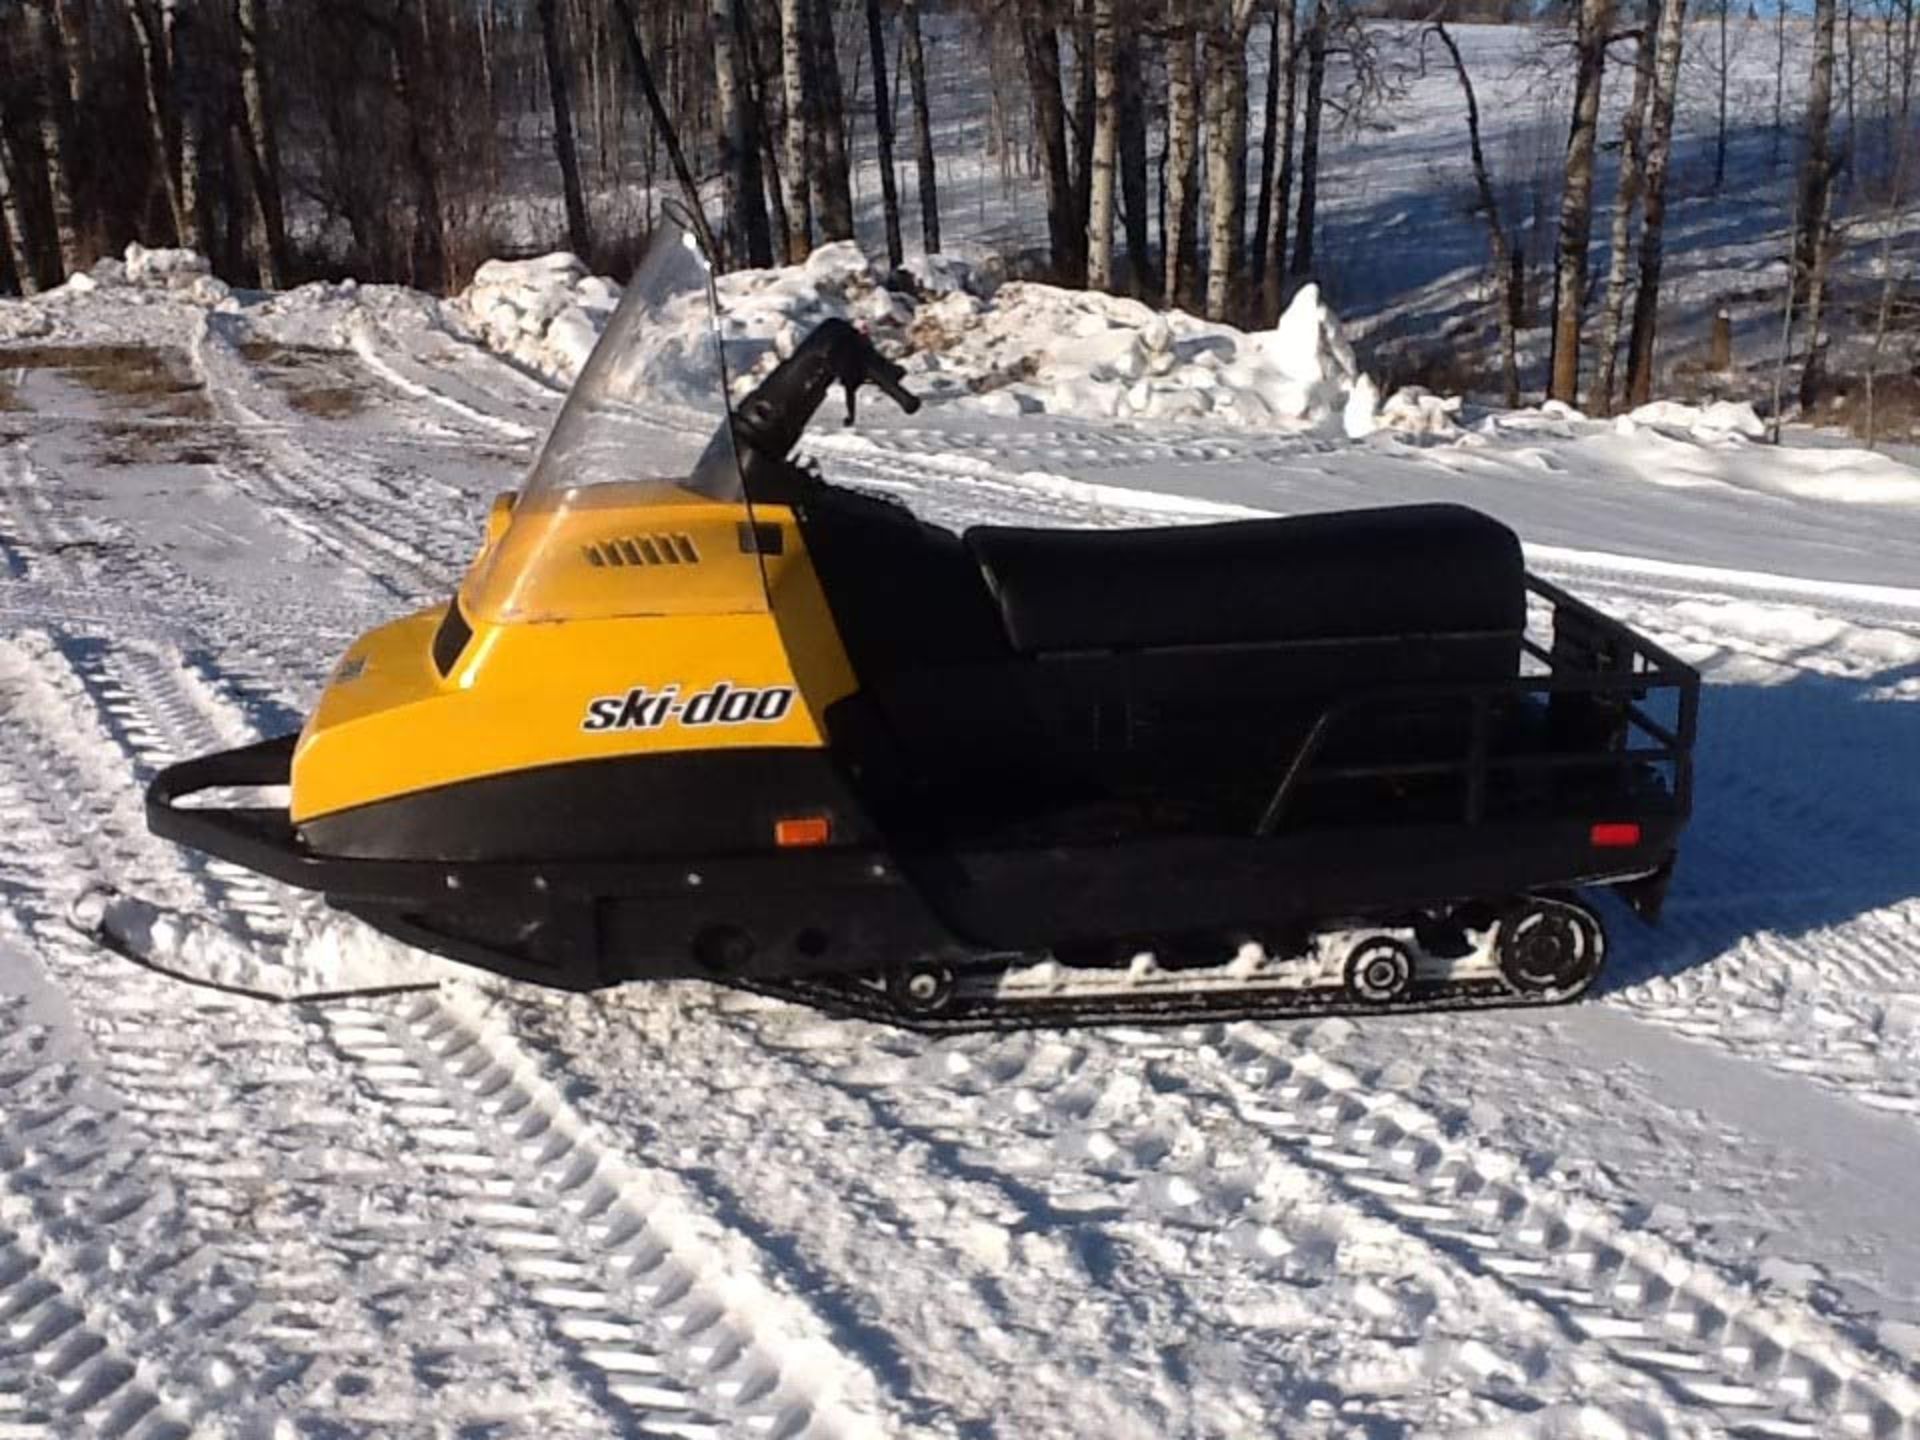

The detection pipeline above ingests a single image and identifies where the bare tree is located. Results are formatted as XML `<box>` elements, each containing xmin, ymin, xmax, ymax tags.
<box><xmin>1863</xmin><ymin>76</ymin><xmax>1916</xmax><ymax>444</ymax></box>
<box><xmin>235</xmin><ymin>0</ymin><xmax>290</xmax><ymax>286</ymax></box>
<box><xmin>1795</xmin><ymin>0</ymin><xmax>1840</xmax><ymax>406</ymax></box>
<box><xmin>124</xmin><ymin>0</ymin><xmax>189</xmax><ymax>245</ymax></box>
<box><xmin>1116</xmin><ymin>30</ymin><xmax>1150</xmax><ymax>294</ymax></box>
<box><xmin>1715</xmin><ymin>0</ymin><xmax>1729</xmax><ymax>188</ymax></box>
<box><xmin>1594</xmin><ymin>2</ymin><xmax>1656</xmax><ymax>413</ymax></box>
<box><xmin>1548</xmin><ymin>0</ymin><xmax>1616</xmax><ymax>403</ymax></box>
<box><xmin>162</xmin><ymin>0</ymin><xmax>214</xmax><ymax>256</ymax></box>
<box><xmin>715</xmin><ymin>0</ymin><xmax>772</xmax><ymax>265</ymax></box>
<box><xmin>1793</xmin><ymin>0</ymin><xmax>1839</xmax><ymax>295</ymax></box>
<box><xmin>778</xmin><ymin>0</ymin><xmax>815</xmax><ymax>257</ymax></box>
<box><xmin>901</xmin><ymin>0</ymin><xmax>940</xmax><ymax>253</ymax></box>
<box><xmin>1204</xmin><ymin>0</ymin><xmax>1259</xmax><ymax>320</ymax></box>
<box><xmin>1022</xmin><ymin>8</ymin><xmax>1084</xmax><ymax>283</ymax></box>
<box><xmin>20</xmin><ymin>4</ymin><xmax>82</xmax><ymax>276</ymax></box>
<box><xmin>537</xmin><ymin>0</ymin><xmax>593</xmax><ymax>258</ymax></box>
<box><xmin>1773</xmin><ymin>0</ymin><xmax>1786</xmax><ymax>166</ymax></box>
<box><xmin>1259</xmin><ymin>0</ymin><xmax>1297</xmax><ymax>322</ymax></box>
<box><xmin>1433</xmin><ymin>23</ymin><xmax>1520</xmax><ymax>407</ymax></box>
<box><xmin>1290</xmin><ymin>0</ymin><xmax>1326</xmax><ymax>278</ymax></box>
<box><xmin>866</xmin><ymin>0</ymin><xmax>905</xmax><ymax>268</ymax></box>
<box><xmin>0</xmin><ymin>124</ymin><xmax>41</xmax><ymax>294</ymax></box>
<box><xmin>1164</xmin><ymin>0</ymin><xmax>1201</xmax><ymax>304</ymax></box>
<box><xmin>610</xmin><ymin>0</ymin><xmax>721</xmax><ymax>261</ymax></box>
<box><xmin>1086</xmin><ymin>0</ymin><xmax>1119</xmax><ymax>289</ymax></box>
<box><xmin>386</xmin><ymin>7</ymin><xmax>447</xmax><ymax>289</ymax></box>
<box><xmin>808</xmin><ymin>0</ymin><xmax>856</xmax><ymax>241</ymax></box>
<box><xmin>1624</xmin><ymin>0</ymin><xmax>1689</xmax><ymax>404</ymax></box>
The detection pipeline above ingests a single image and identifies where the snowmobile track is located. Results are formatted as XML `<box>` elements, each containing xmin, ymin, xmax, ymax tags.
<box><xmin>327</xmin><ymin>991</ymin><xmax>889</xmax><ymax>1440</ymax></box>
<box><xmin>0</xmin><ymin>629</ymin><xmax>892</xmax><ymax>1439</ymax></box>
<box><xmin>1216</xmin><ymin>1032</ymin><xmax>1920</xmax><ymax>1436</ymax></box>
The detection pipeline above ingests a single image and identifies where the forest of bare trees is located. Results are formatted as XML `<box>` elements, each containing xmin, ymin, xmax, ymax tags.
<box><xmin>3</xmin><ymin>0</ymin><xmax>1919</xmax><ymax>421</ymax></box>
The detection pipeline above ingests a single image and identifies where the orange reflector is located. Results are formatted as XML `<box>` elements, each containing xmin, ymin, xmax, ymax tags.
<box><xmin>775</xmin><ymin>816</ymin><xmax>832</xmax><ymax>848</ymax></box>
<box><xmin>1590</xmin><ymin>822</ymin><xmax>1642</xmax><ymax>848</ymax></box>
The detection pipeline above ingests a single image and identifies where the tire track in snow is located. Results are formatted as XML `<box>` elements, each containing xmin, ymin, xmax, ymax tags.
<box><xmin>190</xmin><ymin>320</ymin><xmax>480</xmax><ymax>604</ymax></box>
<box><xmin>19</xmin><ymin>628</ymin><xmax>899</xmax><ymax>1439</ymax></box>
<box><xmin>0</xmin><ymin>998</ymin><xmax>192</xmax><ymax>1440</ymax></box>
<box><xmin>716</xmin><ymin>1008</ymin><xmax>1920</xmax><ymax>1437</ymax></box>
<box><xmin>0</xmin><ymin>638</ymin><xmax>733</xmax><ymax>1437</ymax></box>
<box><xmin>327</xmin><ymin>992</ymin><xmax>896</xmax><ymax>1439</ymax></box>
<box><xmin>504</xmin><ymin>991</ymin><xmax>1277</xmax><ymax>1436</ymax></box>
<box><xmin>1214</xmin><ymin>1028</ymin><xmax>1920</xmax><ymax>1436</ymax></box>
<box><xmin>1582</xmin><ymin>597</ymin><xmax>1920</xmax><ymax>1122</ymax></box>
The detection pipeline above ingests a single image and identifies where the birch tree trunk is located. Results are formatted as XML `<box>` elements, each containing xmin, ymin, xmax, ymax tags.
<box><xmin>1086</xmin><ymin>0</ymin><xmax>1118</xmax><ymax>290</ymax></box>
<box><xmin>865</xmin><ymin>0</ymin><xmax>905</xmax><ymax>268</ymax></box>
<box><xmin>1163</xmin><ymin>0</ymin><xmax>1200</xmax><ymax>306</ymax></box>
<box><xmin>1547</xmin><ymin>0</ymin><xmax>1615</xmax><ymax>403</ymax></box>
<box><xmin>125</xmin><ymin>0</ymin><xmax>189</xmax><ymax>246</ymax></box>
<box><xmin>235</xmin><ymin>0</ymin><xmax>289</xmax><ymax>287</ymax></box>
<box><xmin>0</xmin><ymin>129</ymin><xmax>41</xmax><ymax>295</ymax></box>
<box><xmin>1204</xmin><ymin>0</ymin><xmax>1256</xmax><ymax>321</ymax></box>
<box><xmin>1594</xmin><ymin>4</ymin><xmax>1655</xmax><ymax>414</ymax></box>
<box><xmin>809</xmin><ymin>0</ymin><xmax>856</xmax><ymax>241</ymax></box>
<box><xmin>1623</xmin><ymin>0</ymin><xmax>1690</xmax><ymax>405</ymax></box>
<box><xmin>537</xmin><ymin>0</ymin><xmax>593</xmax><ymax>259</ymax></box>
<box><xmin>1434</xmin><ymin>24</ymin><xmax>1518</xmax><ymax>407</ymax></box>
<box><xmin>779</xmin><ymin>0</ymin><xmax>814</xmax><ymax>258</ymax></box>
<box><xmin>1021</xmin><ymin>11</ymin><xmax>1083</xmax><ymax>284</ymax></box>
<box><xmin>902</xmin><ymin>0</ymin><xmax>940</xmax><ymax>253</ymax></box>
<box><xmin>1116</xmin><ymin>32</ymin><xmax>1150</xmax><ymax>294</ymax></box>
<box><xmin>1290</xmin><ymin>0</ymin><xmax>1327</xmax><ymax>278</ymax></box>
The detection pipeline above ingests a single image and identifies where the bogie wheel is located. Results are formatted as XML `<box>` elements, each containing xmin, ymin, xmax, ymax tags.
<box><xmin>886</xmin><ymin>962</ymin><xmax>957</xmax><ymax>1016</ymax></box>
<box><xmin>1495</xmin><ymin>898</ymin><xmax>1605</xmax><ymax>996</ymax></box>
<box><xmin>1344</xmin><ymin>936</ymin><xmax>1417</xmax><ymax>1005</ymax></box>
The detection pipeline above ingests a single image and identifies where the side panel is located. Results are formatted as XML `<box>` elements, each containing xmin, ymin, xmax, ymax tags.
<box><xmin>292</xmin><ymin>512</ymin><xmax>858</xmax><ymax>823</ymax></box>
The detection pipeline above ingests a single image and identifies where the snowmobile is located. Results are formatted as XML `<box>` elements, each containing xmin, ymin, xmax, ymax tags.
<box><xmin>140</xmin><ymin>216</ymin><xmax>1699</xmax><ymax>1031</ymax></box>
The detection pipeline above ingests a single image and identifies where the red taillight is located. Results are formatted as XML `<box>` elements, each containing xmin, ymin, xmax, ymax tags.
<box><xmin>1591</xmin><ymin>822</ymin><xmax>1642</xmax><ymax>849</ymax></box>
<box><xmin>775</xmin><ymin>815</ymin><xmax>832</xmax><ymax>848</ymax></box>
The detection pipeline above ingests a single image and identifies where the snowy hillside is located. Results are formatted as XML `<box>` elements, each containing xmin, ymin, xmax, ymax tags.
<box><xmin>3</xmin><ymin>255</ymin><xmax>1920</xmax><ymax>1438</ymax></box>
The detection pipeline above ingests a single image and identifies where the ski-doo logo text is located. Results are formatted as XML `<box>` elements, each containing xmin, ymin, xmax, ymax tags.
<box><xmin>581</xmin><ymin>682</ymin><xmax>797</xmax><ymax>733</ymax></box>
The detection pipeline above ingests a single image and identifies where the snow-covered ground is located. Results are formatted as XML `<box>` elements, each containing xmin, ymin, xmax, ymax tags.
<box><xmin>4</xmin><ymin>254</ymin><xmax>1920</xmax><ymax>1439</ymax></box>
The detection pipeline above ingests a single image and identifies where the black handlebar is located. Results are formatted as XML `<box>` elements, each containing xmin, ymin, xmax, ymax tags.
<box><xmin>731</xmin><ymin>319</ymin><xmax>920</xmax><ymax>463</ymax></box>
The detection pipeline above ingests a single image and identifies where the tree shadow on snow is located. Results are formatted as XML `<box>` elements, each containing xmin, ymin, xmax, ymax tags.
<box><xmin>1595</xmin><ymin>656</ymin><xmax>1920</xmax><ymax>996</ymax></box>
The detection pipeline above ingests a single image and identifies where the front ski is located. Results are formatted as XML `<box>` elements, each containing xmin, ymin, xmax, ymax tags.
<box><xmin>69</xmin><ymin>889</ymin><xmax>440</xmax><ymax>1005</ymax></box>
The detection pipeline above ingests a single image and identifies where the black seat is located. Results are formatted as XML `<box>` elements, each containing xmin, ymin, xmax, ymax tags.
<box><xmin>965</xmin><ymin>503</ymin><xmax>1525</xmax><ymax>655</ymax></box>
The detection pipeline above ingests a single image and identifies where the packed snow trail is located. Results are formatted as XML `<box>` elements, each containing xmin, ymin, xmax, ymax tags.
<box><xmin>5</xmin><ymin>274</ymin><xmax>1920</xmax><ymax>1436</ymax></box>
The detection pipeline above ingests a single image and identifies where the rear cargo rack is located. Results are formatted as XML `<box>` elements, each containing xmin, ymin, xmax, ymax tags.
<box><xmin>1255</xmin><ymin>574</ymin><xmax>1699</xmax><ymax>836</ymax></box>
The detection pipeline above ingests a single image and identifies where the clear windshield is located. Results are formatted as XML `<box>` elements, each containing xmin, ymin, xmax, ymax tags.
<box><xmin>461</xmin><ymin>213</ymin><xmax>759</xmax><ymax>626</ymax></box>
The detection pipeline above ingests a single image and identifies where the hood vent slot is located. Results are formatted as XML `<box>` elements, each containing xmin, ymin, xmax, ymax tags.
<box><xmin>584</xmin><ymin>533</ymin><xmax>701</xmax><ymax>568</ymax></box>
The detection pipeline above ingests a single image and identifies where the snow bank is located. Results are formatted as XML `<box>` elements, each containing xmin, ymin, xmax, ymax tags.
<box><xmin>450</xmin><ymin>252</ymin><xmax>624</xmax><ymax>378</ymax></box>
<box><xmin>1622</xmin><ymin>399</ymin><xmax>1769</xmax><ymax>441</ymax></box>
<box><xmin>447</xmin><ymin>242</ymin><xmax>1428</xmax><ymax>438</ymax></box>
